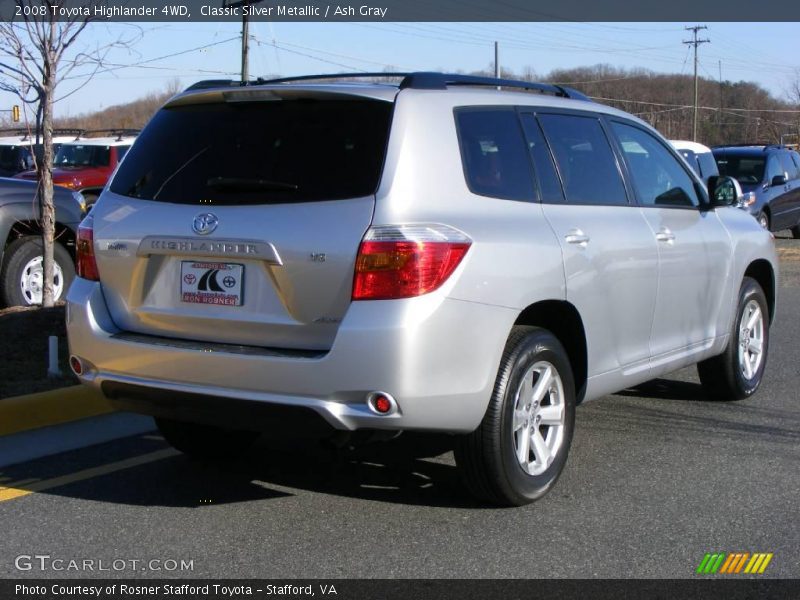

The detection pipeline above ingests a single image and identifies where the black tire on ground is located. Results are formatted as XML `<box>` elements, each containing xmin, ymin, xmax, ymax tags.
<box><xmin>454</xmin><ymin>326</ymin><xmax>576</xmax><ymax>507</ymax></box>
<box><xmin>155</xmin><ymin>417</ymin><xmax>259</xmax><ymax>460</ymax></box>
<box><xmin>698</xmin><ymin>277</ymin><xmax>770</xmax><ymax>401</ymax></box>
<box><xmin>757</xmin><ymin>211</ymin><xmax>770</xmax><ymax>230</ymax></box>
<box><xmin>790</xmin><ymin>225</ymin><xmax>800</xmax><ymax>239</ymax></box>
<box><xmin>0</xmin><ymin>236</ymin><xmax>75</xmax><ymax>307</ymax></box>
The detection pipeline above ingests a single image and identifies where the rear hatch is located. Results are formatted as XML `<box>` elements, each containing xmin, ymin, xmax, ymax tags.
<box><xmin>93</xmin><ymin>87</ymin><xmax>394</xmax><ymax>351</ymax></box>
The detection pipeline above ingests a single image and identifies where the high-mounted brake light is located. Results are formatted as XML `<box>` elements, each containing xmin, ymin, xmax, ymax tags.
<box><xmin>352</xmin><ymin>224</ymin><xmax>471</xmax><ymax>300</ymax></box>
<box><xmin>76</xmin><ymin>215</ymin><xmax>99</xmax><ymax>281</ymax></box>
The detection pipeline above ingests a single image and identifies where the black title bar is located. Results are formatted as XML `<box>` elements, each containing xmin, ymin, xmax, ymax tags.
<box><xmin>1</xmin><ymin>0</ymin><xmax>800</xmax><ymax>22</ymax></box>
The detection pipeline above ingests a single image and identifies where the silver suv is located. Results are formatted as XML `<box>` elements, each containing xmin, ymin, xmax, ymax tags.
<box><xmin>67</xmin><ymin>73</ymin><xmax>778</xmax><ymax>506</ymax></box>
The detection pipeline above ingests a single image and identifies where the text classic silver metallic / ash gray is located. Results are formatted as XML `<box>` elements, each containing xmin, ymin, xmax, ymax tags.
<box><xmin>66</xmin><ymin>73</ymin><xmax>778</xmax><ymax>506</ymax></box>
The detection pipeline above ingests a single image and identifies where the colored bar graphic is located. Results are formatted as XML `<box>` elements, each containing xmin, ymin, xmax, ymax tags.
<box><xmin>758</xmin><ymin>554</ymin><xmax>773</xmax><ymax>574</ymax></box>
<box><xmin>719</xmin><ymin>553</ymin><xmax>736</xmax><ymax>574</ymax></box>
<box><xmin>734</xmin><ymin>553</ymin><xmax>750</xmax><ymax>573</ymax></box>
<box><xmin>696</xmin><ymin>554</ymin><xmax>712</xmax><ymax>574</ymax></box>
<box><xmin>697</xmin><ymin>552</ymin><xmax>772</xmax><ymax>575</ymax></box>
<box><xmin>744</xmin><ymin>554</ymin><xmax>760</xmax><ymax>573</ymax></box>
<box><xmin>710</xmin><ymin>553</ymin><xmax>726</xmax><ymax>573</ymax></box>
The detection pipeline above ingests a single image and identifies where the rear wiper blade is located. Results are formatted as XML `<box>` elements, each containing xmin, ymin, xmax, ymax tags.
<box><xmin>206</xmin><ymin>176</ymin><xmax>299</xmax><ymax>192</ymax></box>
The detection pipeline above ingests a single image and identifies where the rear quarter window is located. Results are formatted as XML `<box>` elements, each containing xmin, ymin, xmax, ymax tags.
<box><xmin>455</xmin><ymin>108</ymin><xmax>535</xmax><ymax>201</ymax></box>
<box><xmin>110</xmin><ymin>99</ymin><xmax>392</xmax><ymax>205</ymax></box>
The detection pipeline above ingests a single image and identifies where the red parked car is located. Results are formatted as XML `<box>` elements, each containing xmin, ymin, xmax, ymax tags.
<box><xmin>15</xmin><ymin>129</ymin><xmax>138</xmax><ymax>206</ymax></box>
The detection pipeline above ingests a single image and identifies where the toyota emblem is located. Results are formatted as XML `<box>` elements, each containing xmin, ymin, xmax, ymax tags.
<box><xmin>192</xmin><ymin>213</ymin><xmax>218</xmax><ymax>235</ymax></box>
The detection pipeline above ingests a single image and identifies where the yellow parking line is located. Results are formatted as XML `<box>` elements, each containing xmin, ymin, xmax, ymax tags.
<box><xmin>0</xmin><ymin>448</ymin><xmax>180</xmax><ymax>503</ymax></box>
<box><xmin>0</xmin><ymin>386</ymin><xmax>112</xmax><ymax>436</ymax></box>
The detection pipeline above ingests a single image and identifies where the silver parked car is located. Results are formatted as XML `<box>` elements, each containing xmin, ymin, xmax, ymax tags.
<box><xmin>66</xmin><ymin>73</ymin><xmax>778</xmax><ymax>506</ymax></box>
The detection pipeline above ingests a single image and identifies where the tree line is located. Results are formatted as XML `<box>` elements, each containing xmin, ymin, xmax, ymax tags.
<box><xmin>3</xmin><ymin>65</ymin><xmax>798</xmax><ymax>148</ymax></box>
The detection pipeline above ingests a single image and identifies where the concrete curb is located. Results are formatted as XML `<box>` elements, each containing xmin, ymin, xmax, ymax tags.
<box><xmin>0</xmin><ymin>385</ymin><xmax>113</xmax><ymax>437</ymax></box>
<box><xmin>0</xmin><ymin>413</ymin><xmax>156</xmax><ymax>468</ymax></box>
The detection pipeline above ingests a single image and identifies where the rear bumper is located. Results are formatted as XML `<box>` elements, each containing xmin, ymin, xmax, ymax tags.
<box><xmin>66</xmin><ymin>278</ymin><xmax>514</xmax><ymax>433</ymax></box>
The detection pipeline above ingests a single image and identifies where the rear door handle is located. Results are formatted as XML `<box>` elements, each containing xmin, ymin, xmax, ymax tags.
<box><xmin>564</xmin><ymin>229</ymin><xmax>590</xmax><ymax>246</ymax></box>
<box><xmin>655</xmin><ymin>228</ymin><xmax>676</xmax><ymax>243</ymax></box>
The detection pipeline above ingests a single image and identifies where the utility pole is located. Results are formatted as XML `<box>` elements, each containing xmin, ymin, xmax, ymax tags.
<box><xmin>683</xmin><ymin>25</ymin><xmax>710</xmax><ymax>142</ymax></box>
<box><xmin>494</xmin><ymin>41</ymin><xmax>500</xmax><ymax>90</ymax></box>
<box><xmin>223</xmin><ymin>0</ymin><xmax>266</xmax><ymax>82</ymax></box>
<box><xmin>241</xmin><ymin>8</ymin><xmax>250</xmax><ymax>82</ymax></box>
<box><xmin>718</xmin><ymin>59</ymin><xmax>723</xmax><ymax>143</ymax></box>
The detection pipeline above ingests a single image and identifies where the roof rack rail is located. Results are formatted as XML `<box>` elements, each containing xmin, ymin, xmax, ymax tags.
<box><xmin>84</xmin><ymin>128</ymin><xmax>140</xmax><ymax>141</ymax></box>
<box><xmin>399</xmin><ymin>72</ymin><xmax>590</xmax><ymax>101</ymax></box>
<box><xmin>711</xmin><ymin>142</ymin><xmax>777</xmax><ymax>149</ymax></box>
<box><xmin>0</xmin><ymin>128</ymin><xmax>84</xmax><ymax>141</ymax></box>
<box><xmin>52</xmin><ymin>128</ymin><xmax>86</xmax><ymax>140</ymax></box>
<box><xmin>0</xmin><ymin>128</ymin><xmax>29</xmax><ymax>137</ymax></box>
<box><xmin>185</xmin><ymin>72</ymin><xmax>591</xmax><ymax>101</ymax></box>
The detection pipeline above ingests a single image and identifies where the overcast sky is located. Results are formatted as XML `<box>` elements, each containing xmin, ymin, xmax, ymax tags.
<box><xmin>2</xmin><ymin>21</ymin><xmax>798</xmax><ymax>120</ymax></box>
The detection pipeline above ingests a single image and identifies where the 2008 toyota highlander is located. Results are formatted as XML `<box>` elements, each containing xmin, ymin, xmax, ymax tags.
<box><xmin>66</xmin><ymin>73</ymin><xmax>778</xmax><ymax>506</ymax></box>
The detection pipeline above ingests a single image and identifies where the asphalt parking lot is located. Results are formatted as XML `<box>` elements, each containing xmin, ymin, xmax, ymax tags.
<box><xmin>1</xmin><ymin>238</ymin><xmax>798</xmax><ymax>579</ymax></box>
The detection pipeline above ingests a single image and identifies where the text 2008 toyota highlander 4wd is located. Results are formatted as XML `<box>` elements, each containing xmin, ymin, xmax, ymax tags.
<box><xmin>66</xmin><ymin>73</ymin><xmax>778</xmax><ymax>506</ymax></box>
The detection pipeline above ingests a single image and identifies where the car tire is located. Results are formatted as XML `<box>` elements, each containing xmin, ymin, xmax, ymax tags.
<box><xmin>0</xmin><ymin>236</ymin><xmax>75</xmax><ymax>307</ymax></box>
<box><xmin>756</xmin><ymin>211</ymin><xmax>770</xmax><ymax>230</ymax></box>
<box><xmin>791</xmin><ymin>225</ymin><xmax>800</xmax><ymax>239</ymax></box>
<box><xmin>454</xmin><ymin>326</ymin><xmax>576</xmax><ymax>506</ymax></box>
<box><xmin>698</xmin><ymin>277</ymin><xmax>769</xmax><ymax>401</ymax></box>
<box><xmin>155</xmin><ymin>417</ymin><xmax>259</xmax><ymax>460</ymax></box>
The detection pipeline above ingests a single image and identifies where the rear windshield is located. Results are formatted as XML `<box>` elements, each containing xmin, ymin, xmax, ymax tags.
<box><xmin>110</xmin><ymin>99</ymin><xmax>392</xmax><ymax>205</ymax></box>
<box><xmin>715</xmin><ymin>154</ymin><xmax>765</xmax><ymax>185</ymax></box>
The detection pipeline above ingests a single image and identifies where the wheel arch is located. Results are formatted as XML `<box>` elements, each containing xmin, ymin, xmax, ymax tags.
<box><xmin>744</xmin><ymin>259</ymin><xmax>775</xmax><ymax>324</ymax></box>
<box><xmin>514</xmin><ymin>300</ymin><xmax>588</xmax><ymax>403</ymax></box>
<box><xmin>3</xmin><ymin>219</ymin><xmax>77</xmax><ymax>261</ymax></box>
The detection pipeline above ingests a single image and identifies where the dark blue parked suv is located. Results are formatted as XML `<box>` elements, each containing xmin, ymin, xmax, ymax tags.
<box><xmin>713</xmin><ymin>144</ymin><xmax>800</xmax><ymax>237</ymax></box>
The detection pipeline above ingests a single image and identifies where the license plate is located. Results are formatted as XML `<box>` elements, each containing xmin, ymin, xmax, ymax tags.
<box><xmin>180</xmin><ymin>261</ymin><xmax>244</xmax><ymax>306</ymax></box>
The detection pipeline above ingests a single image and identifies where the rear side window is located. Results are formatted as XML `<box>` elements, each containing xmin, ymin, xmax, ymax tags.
<box><xmin>612</xmin><ymin>122</ymin><xmax>699</xmax><ymax>208</ymax></box>
<box><xmin>455</xmin><ymin>109</ymin><xmax>535</xmax><ymax>201</ymax></box>
<box><xmin>0</xmin><ymin>146</ymin><xmax>31</xmax><ymax>172</ymax></box>
<box><xmin>537</xmin><ymin>114</ymin><xmax>628</xmax><ymax>206</ymax></box>
<box><xmin>110</xmin><ymin>99</ymin><xmax>392</xmax><ymax>205</ymax></box>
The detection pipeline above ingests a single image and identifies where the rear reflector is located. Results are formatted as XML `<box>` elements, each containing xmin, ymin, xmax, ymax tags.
<box><xmin>76</xmin><ymin>214</ymin><xmax>100</xmax><ymax>281</ymax></box>
<box><xmin>366</xmin><ymin>391</ymin><xmax>398</xmax><ymax>415</ymax></box>
<box><xmin>69</xmin><ymin>355</ymin><xmax>83</xmax><ymax>376</ymax></box>
<box><xmin>352</xmin><ymin>224</ymin><xmax>471</xmax><ymax>300</ymax></box>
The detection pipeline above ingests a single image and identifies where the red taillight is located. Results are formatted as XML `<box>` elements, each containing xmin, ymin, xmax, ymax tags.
<box><xmin>352</xmin><ymin>224</ymin><xmax>471</xmax><ymax>300</ymax></box>
<box><xmin>76</xmin><ymin>216</ymin><xmax>99</xmax><ymax>281</ymax></box>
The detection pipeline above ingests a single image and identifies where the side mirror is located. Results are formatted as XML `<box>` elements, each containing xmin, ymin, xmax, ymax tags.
<box><xmin>771</xmin><ymin>174</ymin><xmax>787</xmax><ymax>187</ymax></box>
<box><xmin>708</xmin><ymin>175</ymin><xmax>742</xmax><ymax>207</ymax></box>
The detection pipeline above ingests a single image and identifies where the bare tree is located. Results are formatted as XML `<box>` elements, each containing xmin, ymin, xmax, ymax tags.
<box><xmin>0</xmin><ymin>0</ymin><xmax>139</xmax><ymax>306</ymax></box>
